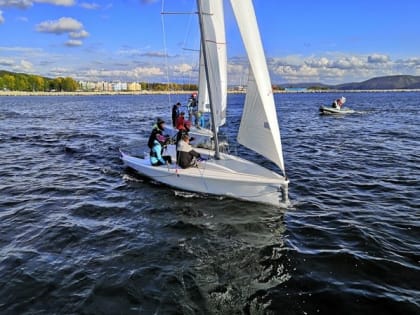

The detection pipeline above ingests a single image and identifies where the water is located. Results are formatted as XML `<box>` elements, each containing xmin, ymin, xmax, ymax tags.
<box><xmin>0</xmin><ymin>92</ymin><xmax>418</xmax><ymax>314</ymax></box>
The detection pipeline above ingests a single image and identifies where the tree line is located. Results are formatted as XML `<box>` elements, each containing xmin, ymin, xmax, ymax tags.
<box><xmin>0</xmin><ymin>71</ymin><xmax>79</xmax><ymax>92</ymax></box>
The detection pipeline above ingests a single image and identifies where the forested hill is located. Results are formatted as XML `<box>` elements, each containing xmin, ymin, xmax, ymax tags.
<box><xmin>334</xmin><ymin>75</ymin><xmax>420</xmax><ymax>90</ymax></box>
<box><xmin>0</xmin><ymin>70</ymin><xmax>78</xmax><ymax>92</ymax></box>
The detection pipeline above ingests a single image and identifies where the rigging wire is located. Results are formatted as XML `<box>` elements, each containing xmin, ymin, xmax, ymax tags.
<box><xmin>161</xmin><ymin>0</ymin><xmax>200</xmax><ymax>110</ymax></box>
<box><xmin>160</xmin><ymin>0</ymin><xmax>172</xmax><ymax>106</ymax></box>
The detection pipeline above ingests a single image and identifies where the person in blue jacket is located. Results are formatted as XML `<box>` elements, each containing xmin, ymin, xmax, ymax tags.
<box><xmin>150</xmin><ymin>136</ymin><xmax>172</xmax><ymax>166</ymax></box>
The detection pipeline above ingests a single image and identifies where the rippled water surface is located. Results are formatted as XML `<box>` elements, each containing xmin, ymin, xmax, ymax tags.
<box><xmin>0</xmin><ymin>92</ymin><xmax>419</xmax><ymax>314</ymax></box>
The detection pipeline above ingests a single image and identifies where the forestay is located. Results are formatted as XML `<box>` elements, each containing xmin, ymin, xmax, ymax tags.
<box><xmin>230</xmin><ymin>0</ymin><xmax>286</xmax><ymax>175</ymax></box>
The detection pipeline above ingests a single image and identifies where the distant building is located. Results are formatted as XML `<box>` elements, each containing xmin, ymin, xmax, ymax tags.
<box><xmin>127</xmin><ymin>82</ymin><xmax>142</xmax><ymax>91</ymax></box>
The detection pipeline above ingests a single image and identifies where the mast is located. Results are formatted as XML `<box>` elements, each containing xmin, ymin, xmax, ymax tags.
<box><xmin>196</xmin><ymin>0</ymin><xmax>220</xmax><ymax>159</ymax></box>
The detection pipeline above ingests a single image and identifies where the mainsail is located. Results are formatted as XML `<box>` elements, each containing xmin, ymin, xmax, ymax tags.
<box><xmin>230</xmin><ymin>0</ymin><xmax>286</xmax><ymax>175</ymax></box>
<box><xmin>197</xmin><ymin>49</ymin><xmax>210</xmax><ymax>113</ymax></box>
<box><xmin>197</xmin><ymin>0</ymin><xmax>227</xmax><ymax>129</ymax></box>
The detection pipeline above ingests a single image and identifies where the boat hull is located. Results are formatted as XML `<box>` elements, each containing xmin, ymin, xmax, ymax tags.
<box><xmin>319</xmin><ymin>106</ymin><xmax>355</xmax><ymax>115</ymax></box>
<box><xmin>120</xmin><ymin>149</ymin><xmax>288</xmax><ymax>207</ymax></box>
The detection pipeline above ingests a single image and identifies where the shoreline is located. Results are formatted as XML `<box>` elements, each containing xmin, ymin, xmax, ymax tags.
<box><xmin>1</xmin><ymin>89</ymin><xmax>419</xmax><ymax>97</ymax></box>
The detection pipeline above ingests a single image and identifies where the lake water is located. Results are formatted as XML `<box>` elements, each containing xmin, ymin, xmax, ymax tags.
<box><xmin>0</xmin><ymin>92</ymin><xmax>418</xmax><ymax>314</ymax></box>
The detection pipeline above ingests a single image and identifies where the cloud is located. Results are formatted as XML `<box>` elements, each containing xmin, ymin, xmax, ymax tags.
<box><xmin>266</xmin><ymin>53</ymin><xmax>420</xmax><ymax>84</ymax></box>
<box><xmin>35</xmin><ymin>0</ymin><xmax>74</xmax><ymax>5</ymax></box>
<box><xmin>19</xmin><ymin>59</ymin><xmax>33</xmax><ymax>70</ymax></box>
<box><xmin>368</xmin><ymin>54</ymin><xmax>390</xmax><ymax>64</ymax></box>
<box><xmin>330</xmin><ymin>56</ymin><xmax>365</xmax><ymax>70</ymax></box>
<box><xmin>141</xmin><ymin>51</ymin><xmax>168</xmax><ymax>58</ymax></box>
<box><xmin>36</xmin><ymin>17</ymin><xmax>88</xmax><ymax>46</ymax></box>
<box><xmin>116</xmin><ymin>49</ymin><xmax>168</xmax><ymax>58</ymax></box>
<box><xmin>0</xmin><ymin>10</ymin><xmax>4</xmax><ymax>24</ymax></box>
<box><xmin>172</xmin><ymin>63</ymin><xmax>193</xmax><ymax>74</ymax></box>
<box><xmin>0</xmin><ymin>57</ymin><xmax>14</xmax><ymax>66</ymax></box>
<box><xmin>0</xmin><ymin>45</ymin><xmax>42</xmax><ymax>52</ymax></box>
<box><xmin>79</xmin><ymin>2</ymin><xmax>100</xmax><ymax>9</ymax></box>
<box><xmin>69</xmin><ymin>29</ymin><xmax>89</xmax><ymax>39</ymax></box>
<box><xmin>65</xmin><ymin>39</ymin><xmax>82</xmax><ymax>46</ymax></box>
<box><xmin>36</xmin><ymin>17</ymin><xmax>82</xmax><ymax>34</ymax></box>
<box><xmin>0</xmin><ymin>0</ymin><xmax>33</xmax><ymax>9</ymax></box>
<box><xmin>0</xmin><ymin>0</ymin><xmax>74</xmax><ymax>8</ymax></box>
<box><xmin>81</xmin><ymin>66</ymin><xmax>164</xmax><ymax>80</ymax></box>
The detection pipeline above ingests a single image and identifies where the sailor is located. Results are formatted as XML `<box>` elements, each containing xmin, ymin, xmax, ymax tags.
<box><xmin>147</xmin><ymin>117</ymin><xmax>166</xmax><ymax>149</ymax></box>
<box><xmin>177</xmin><ymin>134</ymin><xmax>201</xmax><ymax>169</ymax></box>
<box><xmin>171</xmin><ymin>102</ymin><xmax>181</xmax><ymax>127</ymax></box>
<box><xmin>187</xmin><ymin>93</ymin><xmax>198</xmax><ymax>122</ymax></box>
<box><xmin>150</xmin><ymin>135</ymin><xmax>172</xmax><ymax>166</ymax></box>
<box><xmin>332</xmin><ymin>96</ymin><xmax>346</xmax><ymax>109</ymax></box>
<box><xmin>175</xmin><ymin>114</ymin><xmax>193</xmax><ymax>144</ymax></box>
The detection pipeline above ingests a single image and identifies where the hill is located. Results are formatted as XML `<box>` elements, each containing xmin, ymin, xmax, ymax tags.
<box><xmin>334</xmin><ymin>75</ymin><xmax>420</xmax><ymax>90</ymax></box>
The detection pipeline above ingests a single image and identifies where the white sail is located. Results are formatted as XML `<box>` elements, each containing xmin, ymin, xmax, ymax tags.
<box><xmin>230</xmin><ymin>0</ymin><xmax>285</xmax><ymax>174</ymax></box>
<box><xmin>198</xmin><ymin>48</ymin><xmax>210</xmax><ymax>113</ymax></box>
<box><xmin>198</xmin><ymin>0</ymin><xmax>227</xmax><ymax>128</ymax></box>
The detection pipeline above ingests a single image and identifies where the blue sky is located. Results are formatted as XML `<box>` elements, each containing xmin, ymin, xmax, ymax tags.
<box><xmin>0</xmin><ymin>0</ymin><xmax>419</xmax><ymax>85</ymax></box>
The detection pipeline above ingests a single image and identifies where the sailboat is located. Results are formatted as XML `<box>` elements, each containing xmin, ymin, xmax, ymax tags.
<box><xmin>165</xmin><ymin>2</ymin><xmax>227</xmax><ymax>149</ymax></box>
<box><xmin>120</xmin><ymin>0</ymin><xmax>289</xmax><ymax>207</ymax></box>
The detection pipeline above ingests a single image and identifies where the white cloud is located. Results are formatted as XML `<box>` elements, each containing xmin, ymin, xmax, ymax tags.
<box><xmin>368</xmin><ymin>54</ymin><xmax>390</xmax><ymax>64</ymax></box>
<box><xmin>36</xmin><ymin>17</ymin><xmax>82</xmax><ymax>34</ymax></box>
<box><xmin>69</xmin><ymin>29</ymin><xmax>89</xmax><ymax>39</ymax></box>
<box><xmin>0</xmin><ymin>0</ymin><xmax>74</xmax><ymax>8</ymax></box>
<box><xmin>330</xmin><ymin>56</ymin><xmax>365</xmax><ymax>70</ymax></box>
<box><xmin>19</xmin><ymin>59</ymin><xmax>33</xmax><ymax>70</ymax></box>
<box><xmin>79</xmin><ymin>2</ymin><xmax>99</xmax><ymax>9</ymax></box>
<box><xmin>0</xmin><ymin>10</ymin><xmax>4</xmax><ymax>24</ymax></box>
<box><xmin>0</xmin><ymin>57</ymin><xmax>14</xmax><ymax>66</ymax></box>
<box><xmin>172</xmin><ymin>63</ymin><xmax>192</xmax><ymax>74</ymax></box>
<box><xmin>34</xmin><ymin>0</ymin><xmax>74</xmax><ymax>6</ymax></box>
<box><xmin>80</xmin><ymin>66</ymin><xmax>164</xmax><ymax>81</ymax></box>
<box><xmin>266</xmin><ymin>53</ymin><xmax>420</xmax><ymax>84</ymax></box>
<box><xmin>65</xmin><ymin>39</ymin><xmax>82</xmax><ymax>47</ymax></box>
<box><xmin>0</xmin><ymin>0</ymin><xmax>32</xmax><ymax>9</ymax></box>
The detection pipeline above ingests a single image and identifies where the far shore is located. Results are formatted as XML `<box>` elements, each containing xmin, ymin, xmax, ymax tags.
<box><xmin>1</xmin><ymin>89</ymin><xmax>419</xmax><ymax>97</ymax></box>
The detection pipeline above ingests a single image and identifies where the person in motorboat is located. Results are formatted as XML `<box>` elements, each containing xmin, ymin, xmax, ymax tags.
<box><xmin>177</xmin><ymin>134</ymin><xmax>201</xmax><ymax>169</ymax></box>
<box><xmin>171</xmin><ymin>102</ymin><xmax>181</xmax><ymax>127</ymax></box>
<box><xmin>147</xmin><ymin>117</ymin><xmax>166</xmax><ymax>149</ymax></box>
<box><xmin>332</xmin><ymin>96</ymin><xmax>346</xmax><ymax>110</ymax></box>
<box><xmin>150</xmin><ymin>135</ymin><xmax>172</xmax><ymax>166</ymax></box>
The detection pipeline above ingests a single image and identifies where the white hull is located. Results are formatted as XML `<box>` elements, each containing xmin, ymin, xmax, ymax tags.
<box><xmin>319</xmin><ymin>106</ymin><xmax>355</xmax><ymax>115</ymax></box>
<box><xmin>120</xmin><ymin>148</ymin><xmax>289</xmax><ymax>207</ymax></box>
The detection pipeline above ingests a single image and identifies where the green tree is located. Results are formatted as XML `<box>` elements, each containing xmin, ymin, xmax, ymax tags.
<box><xmin>62</xmin><ymin>77</ymin><xmax>78</xmax><ymax>91</ymax></box>
<box><xmin>3</xmin><ymin>74</ymin><xmax>16</xmax><ymax>90</ymax></box>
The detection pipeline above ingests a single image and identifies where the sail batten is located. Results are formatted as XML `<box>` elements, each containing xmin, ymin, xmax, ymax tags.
<box><xmin>230</xmin><ymin>0</ymin><xmax>285</xmax><ymax>174</ymax></box>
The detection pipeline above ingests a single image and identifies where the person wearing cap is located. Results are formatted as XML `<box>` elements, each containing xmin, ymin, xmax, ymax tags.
<box><xmin>171</xmin><ymin>102</ymin><xmax>181</xmax><ymax>127</ymax></box>
<box><xmin>332</xmin><ymin>96</ymin><xmax>346</xmax><ymax>110</ymax></box>
<box><xmin>177</xmin><ymin>134</ymin><xmax>201</xmax><ymax>169</ymax></box>
<box><xmin>147</xmin><ymin>117</ymin><xmax>166</xmax><ymax>149</ymax></box>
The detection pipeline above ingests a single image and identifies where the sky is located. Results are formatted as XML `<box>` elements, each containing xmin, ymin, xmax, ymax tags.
<box><xmin>0</xmin><ymin>0</ymin><xmax>419</xmax><ymax>85</ymax></box>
